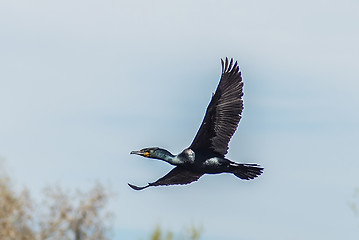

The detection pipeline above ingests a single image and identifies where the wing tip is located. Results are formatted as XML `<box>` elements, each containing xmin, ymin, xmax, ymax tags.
<box><xmin>128</xmin><ymin>183</ymin><xmax>149</xmax><ymax>191</ymax></box>
<box><xmin>221</xmin><ymin>57</ymin><xmax>241</xmax><ymax>74</ymax></box>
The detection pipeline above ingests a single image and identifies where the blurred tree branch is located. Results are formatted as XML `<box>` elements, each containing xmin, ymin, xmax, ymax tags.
<box><xmin>0</xmin><ymin>164</ymin><xmax>112</xmax><ymax>240</ymax></box>
<box><xmin>1</xmin><ymin>160</ymin><xmax>203</xmax><ymax>240</ymax></box>
<box><xmin>39</xmin><ymin>183</ymin><xmax>112</xmax><ymax>240</ymax></box>
<box><xmin>0</xmin><ymin>174</ymin><xmax>35</xmax><ymax>240</ymax></box>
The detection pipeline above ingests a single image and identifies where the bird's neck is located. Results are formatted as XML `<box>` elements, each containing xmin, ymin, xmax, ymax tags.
<box><xmin>153</xmin><ymin>149</ymin><xmax>182</xmax><ymax>165</ymax></box>
<box><xmin>153</xmin><ymin>149</ymin><xmax>195</xmax><ymax>166</ymax></box>
<box><xmin>161</xmin><ymin>154</ymin><xmax>178</xmax><ymax>165</ymax></box>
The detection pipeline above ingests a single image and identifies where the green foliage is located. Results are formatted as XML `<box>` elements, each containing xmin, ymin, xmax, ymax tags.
<box><xmin>185</xmin><ymin>225</ymin><xmax>202</xmax><ymax>240</ymax></box>
<box><xmin>150</xmin><ymin>225</ymin><xmax>173</xmax><ymax>240</ymax></box>
<box><xmin>349</xmin><ymin>187</ymin><xmax>359</xmax><ymax>216</ymax></box>
<box><xmin>150</xmin><ymin>224</ymin><xmax>202</xmax><ymax>240</ymax></box>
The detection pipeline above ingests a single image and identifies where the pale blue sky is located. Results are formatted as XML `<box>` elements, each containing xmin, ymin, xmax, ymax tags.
<box><xmin>1</xmin><ymin>0</ymin><xmax>359</xmax><ymax>239</ymax></box>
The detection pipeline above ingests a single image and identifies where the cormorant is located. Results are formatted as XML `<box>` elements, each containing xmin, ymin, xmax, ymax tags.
<box><xmin>129</xmin><ymin>58</ymin><xmax>263</xmax><ymax>190</ymax></box>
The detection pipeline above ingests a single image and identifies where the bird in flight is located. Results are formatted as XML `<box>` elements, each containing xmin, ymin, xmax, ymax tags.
<box><xmin>129</xmin><ymin>58</ymin><xmax>263</xmax><ymax>190</ymax></box>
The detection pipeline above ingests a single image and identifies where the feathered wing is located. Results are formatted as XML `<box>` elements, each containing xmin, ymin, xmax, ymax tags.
<box><xmin>190</xmin><ymin>58</ymin><xmax>244</xmax><ymax>157</ymax></box>
<box><xmin>128</xmin><ymin>167</ymin><xmax>204</xmax><ymax>190</ymax></box>
<box><xmin>230</xmin><ymin>163</ymin><xmax>264</xmax><ymax>180</ymax></box>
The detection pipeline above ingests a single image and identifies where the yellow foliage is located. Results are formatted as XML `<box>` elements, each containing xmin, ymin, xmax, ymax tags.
<box><xmin>0</xmin><ymin>165</ymin><xmax>111</xmax><ymax>240</ymax></box>
<box><xmin>0</xmin><ymin>175</ymin><xmax>35</xmax><ymax>240</ymax></box>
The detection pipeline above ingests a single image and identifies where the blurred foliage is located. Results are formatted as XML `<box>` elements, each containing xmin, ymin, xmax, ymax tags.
<box><xmin>38</xmin><ymin>184</ymin><xmax>112</xmax><ymax>240</ymax></box>
<box><xmin>349</xmin><ymin>187</ymin><xmax>359</xmax><ymax>217</ymax></box>
<box><xmin>0</xmin><ymin>165</ymin><xmax>112</xmax><ymax>240</ymax></box>
<box><xmin>0</xmin><ymin>160</ymin><xmax>203</xmax><ymax>240</ymax></box>
<box><xmin>150</xmin><ymin>224</ymin><xmax>202</xmax><ymax>240</ymax></box>
<box><xmin>0</xmin><ymin>173</ymin><xmax>34</xmax><ymax>240</ymax></box>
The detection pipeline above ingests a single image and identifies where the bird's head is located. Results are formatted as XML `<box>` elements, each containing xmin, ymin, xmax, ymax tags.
<box><xmin>130</xmin><ymin>147</ymin><xmax>174</xmax><ymax>161</ymax></box>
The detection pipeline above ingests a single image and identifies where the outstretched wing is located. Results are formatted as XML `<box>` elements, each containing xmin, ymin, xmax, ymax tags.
<box><xmin>189</xmin><ymin>58</ymin><xmax>244</xmax><ymax>157</ymax></box>
<box><xmin>128</xmin><ymin>167</ymin><xmax>203</xmax><ymax>190</ymax></box>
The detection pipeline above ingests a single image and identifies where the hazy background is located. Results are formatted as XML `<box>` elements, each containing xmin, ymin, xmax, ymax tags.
<box><xmin>1</xmin><ymin>0</ymin><xmax>358</xmax><ymax>239</ymax></box>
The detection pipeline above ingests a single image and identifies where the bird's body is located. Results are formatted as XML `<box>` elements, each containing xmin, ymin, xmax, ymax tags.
<box><xmin>129</xmin><ymin>58</ymin><xmax>263</xmax><ymax>190</ymax></box>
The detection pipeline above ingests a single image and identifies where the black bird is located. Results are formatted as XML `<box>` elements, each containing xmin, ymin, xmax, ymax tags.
<box><xmin>129</xmin><ymin>58</ymin><xmax>263</xmax><ymax>190</ymax></box>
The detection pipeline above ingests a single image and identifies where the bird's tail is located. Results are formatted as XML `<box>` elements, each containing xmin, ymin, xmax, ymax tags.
<box><xmin>229</xmin><ymin>163</ymin><xmax>263</xmax><ymax>180</ymax></box>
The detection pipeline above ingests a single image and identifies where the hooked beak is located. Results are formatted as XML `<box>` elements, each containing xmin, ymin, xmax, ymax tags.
<box><xmin>130</xmin><ymin>150</ymin><xmax>149</xmax><ymax>157</ymax></box>
<box><xmin>130</xmin><ymin>150</ymin><xmax>142</xmax><ymax>155</ymax></box>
